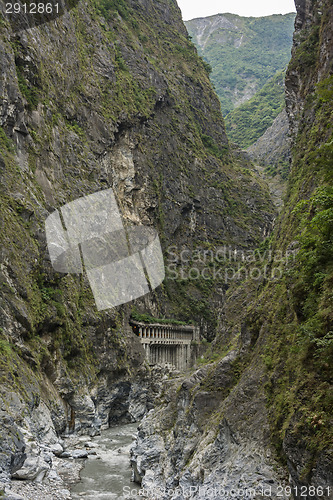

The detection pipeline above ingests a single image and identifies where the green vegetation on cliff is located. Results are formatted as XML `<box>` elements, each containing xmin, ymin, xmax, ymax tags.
<box><xmin>209</xmin><ymin>4</ymin><xmax>333</xmax><ymax>480</ymax></box>
<box><xmin>225</xmin><ymin>70</ymin><xmax>286</xmax><ymax>148</ymax></box>
<box><xmin>0</xmin><ymin>0</ymin><xmax>275</xmax><ymax>408</ymax></box>
<box><xmin>266</xmin><ymin>74</ymin><xmax>333</xmax><ymax>459</ymax></box>
<box><xmin>0</xmin><ymin>0</ymin><xmax>331</xmax><ymax>493</ymax></box>
<box><xmin>175</xmin><ymin>1</ymin><xmax>333</xmax><ymax>486</ymax></box>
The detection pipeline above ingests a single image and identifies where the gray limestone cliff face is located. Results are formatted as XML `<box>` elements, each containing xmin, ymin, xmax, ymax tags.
<box><xmin>285</xmin><ymin>0</ymin><xmax>333</xmax><ymax>139</ymax></box>
<box><xmin>246</xmin><ymin>109</ymin><xmax>291</xmax><ymax>169</ymax></box>
<box><xmin>131</xmin><ymin>1</ymin><xmax>333</xmax><ymax>498</ymax></box>
<box><xmin>0</xmin><ymin>0</ymin><xmax>276</xmax><ymax>486</ymax></box>
<box><xmin>185</xmin><ymin>13</ymin><xmax>295</xmax><ymax>114</ymax></box>
<box><xmin>281</xmin><ymin>0</ymin><xmax>333</xmax><ymax>494</ymax></box>
<box><xmin>246</xmin><ymin>110</ymin><xmax>290</xmax><ymax>210</ymax></box>
<box><xmin>130</xmin><ymin>296</ymin><xmax>292</xmax><ymax>498</ymax></box>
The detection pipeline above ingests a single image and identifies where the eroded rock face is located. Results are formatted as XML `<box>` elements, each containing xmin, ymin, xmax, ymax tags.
<box><xmin>246</xmin><ymin>110</ymin><xmax>291</xmax><ymax>171</ymax></box>
<box><xmin>0</xmin><ymin>0</ymin><xmax>277</xmax><ymax>480</ymax></box>
<box><xmin>282</xmin><ymin>3</ymin><xmax>333</xmax><ymax>491</ymax></box>
<box><xmin>285</xmin><ymin>0</ymin><xmax>333</xmax><ymax>138</ymax></box>
<box><xmin>130</xmin><ymin>1</ymin><xmax>333</xmax><ymax>498</ymax></box>
<box><xmin>131</xmin><ymin>353</ymin><xmax>290</xmax><ymax>499</ymax></box>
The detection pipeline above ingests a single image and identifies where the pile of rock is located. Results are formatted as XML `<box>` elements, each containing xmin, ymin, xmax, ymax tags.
<box><xmin>2</xmin><ymin>434</ymin><xmax>100</xmax><ymax>500</ymax></box>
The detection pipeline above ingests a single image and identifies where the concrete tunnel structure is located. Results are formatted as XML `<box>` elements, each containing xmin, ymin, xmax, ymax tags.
<box><xmin>130</xmin><ymin>321</ymin><xmax>200</xmax><ymax>371</ymax></box>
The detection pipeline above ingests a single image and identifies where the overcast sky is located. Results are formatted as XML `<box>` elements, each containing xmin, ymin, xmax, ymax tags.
<box><xmin>177</xmin><ymin>0</ymin><xmax>296</xmax><ymax>21</ymax></box>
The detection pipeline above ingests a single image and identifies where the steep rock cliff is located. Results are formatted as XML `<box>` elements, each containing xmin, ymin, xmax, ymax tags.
<box><xmin>132</xmin><ymin>1</ymin><xmax>333</xmax><ymax>497</ymax></box>
<box><xmin>0</xmin><ymin>0</ymin><xmax>275</xmax><ymax>486</ymax></box>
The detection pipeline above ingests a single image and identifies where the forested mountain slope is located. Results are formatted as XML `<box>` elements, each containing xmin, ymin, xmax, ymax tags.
<box><xmin>185</xmin><ymin>12</ymin><xmax>295</xmax><ymax>116</ymax></box>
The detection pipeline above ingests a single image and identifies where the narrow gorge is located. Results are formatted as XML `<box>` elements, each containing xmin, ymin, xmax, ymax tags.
<box><xmin>0</xmin><ymin>0</ymin><xmax>332</xmax><ymax>499</ymax></box>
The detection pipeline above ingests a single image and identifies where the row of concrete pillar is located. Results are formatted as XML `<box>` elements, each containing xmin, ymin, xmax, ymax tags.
<box><xmin>143</xmin><ymin>343</ymin><xmax>190</xmax><ymax>371</ymax></box>
<box><xmin>137</xmin><ymin>326</ymin><xmax>192</xmax><ymax>340</ymax></box>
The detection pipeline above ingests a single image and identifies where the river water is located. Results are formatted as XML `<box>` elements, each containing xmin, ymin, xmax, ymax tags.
<box><xmin>71</xmin><ymin>422</ymin><xmax>141</xmax><ymax>499</ymax></box>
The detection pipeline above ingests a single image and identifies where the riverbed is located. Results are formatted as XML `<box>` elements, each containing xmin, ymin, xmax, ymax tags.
<box><xmin>71</xmin><ymin>423</ymin><xmax>141</xmax><ymax>499</ymax></box>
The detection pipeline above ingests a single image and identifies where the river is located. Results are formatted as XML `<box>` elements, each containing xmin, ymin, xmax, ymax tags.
<box><xmin>71</xmin><ymin>422</ymin><xmax>141</xmax><ymax>499</ymax></box>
